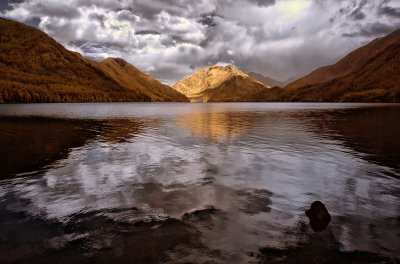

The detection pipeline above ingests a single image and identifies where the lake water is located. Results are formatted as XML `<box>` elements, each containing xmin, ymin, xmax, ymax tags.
<box><xmin>0</xmin><ymin>103</ymin><xmax>399</xmax><ymax>263</ymax></box>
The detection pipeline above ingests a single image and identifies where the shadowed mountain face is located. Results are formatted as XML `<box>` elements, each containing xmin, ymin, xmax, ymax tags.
<box><xmin>0</xmin><ymin>18</ymin><xmax>188</xmax><ymax>103</ymax></box>
<box><xmin>98</xmin><ymin>58</ymin><xmax>189</xmax><ymax>102</ymax></box>
<box><xmin>285</xmin><ymin>29</ymin><xmax>400</xmax><ymax>90</ymax></box>
<box><xmin>253</xmin><ymin>29</ymin><xmax>400</xmax><ymax>102</ymax></box>
<box><xmin>173</xmin><ymin>64</ymin><xmax>269</xmax><ymax>102</ymax></box>
<box><xmin>247</xmin><ymin>72</ymin><xmax>293</xmax><ymax>88</ymax></box>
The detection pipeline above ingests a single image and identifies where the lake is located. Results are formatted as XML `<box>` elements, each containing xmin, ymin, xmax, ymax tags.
<box><xmin>0</xmin><ymin>103</ymin><xmax>399</xmax><ymax>263</ymax></box>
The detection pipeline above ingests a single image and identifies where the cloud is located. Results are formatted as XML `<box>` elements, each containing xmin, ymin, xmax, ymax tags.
<box><xmin>342</xmin><ymin>21</ymin><xmax>400</xmax><ymax>37</ymax></box>
<box><xmin>3</xmin><ymin>0</ymin><xmax>81</xmax><ymax>20</ymax></box>
<box><xmin>135</xmin><ymin>30</ymin><xmax>161</xmax><ymax>35</ymax></box>
<box><xmin>1</xmin><ymin>0</ymin><xmax>399</xmax><ymax>84</ymax></box>
<box><xmin>378</xmin><ymin>1</ymin><xmax>400</xmax><ymax>18</ymax></box>
<box><xmin>250</xmin><ymin>0</ymin><xmax>276</xmax><ymax>7</ymax></box>
<box><xmin>198</xmin><ymin>13</ymin><xmax>218</xmax><ymax>27</ymax></box>
<box><xmin>350</xmin><ymin>0</ymin><xmax>368</xmax><ymax>20</ymax></box>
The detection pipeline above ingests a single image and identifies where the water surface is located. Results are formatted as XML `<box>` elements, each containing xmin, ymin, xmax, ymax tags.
<box><xmin>0</xmin><ymin>103</ymin><xmax>399</xmax><ymax>263</ymax></box>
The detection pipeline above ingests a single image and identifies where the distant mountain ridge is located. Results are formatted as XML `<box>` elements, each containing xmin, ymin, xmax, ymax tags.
<box><xmin>247</xmin><ymin>72</ymin><xmax>292</xmax><ymax>88</ymax></box>
<box><xmin>0</xmin><ymin>17</ymin><xmax>188</xmax><ymax>103</ymax></box>
<box><xmin>172</xmin><ymin>64</ymin><xmax>269</xmax><ymax>102</ymax></box>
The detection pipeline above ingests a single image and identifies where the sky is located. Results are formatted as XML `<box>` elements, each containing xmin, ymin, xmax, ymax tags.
<box><xmin>1</xmin><ymin>0</ymin><xmax>400</xmax><ymax>84</ymax></box>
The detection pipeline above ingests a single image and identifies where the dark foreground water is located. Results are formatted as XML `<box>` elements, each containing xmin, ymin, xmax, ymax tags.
<box><xmin>0</xmin><ymin>103</ymin><xmax>399</xmax><ymax>263</ymax></box>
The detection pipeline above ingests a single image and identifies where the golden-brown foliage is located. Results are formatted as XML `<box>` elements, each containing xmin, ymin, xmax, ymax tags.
<box><xmin>285</xmin><ymin>29</ymin><xmax>400</xmax><ymax>90</ymax></box>
<box><xmin>98</xmin><ymin>58</ymin><xmax>189</xmax><ymax>102</ymax></box>
<box><xmin>173</xmin><ymin>29</ymin><xmax>399</xmax><ymax>103</ymax></box>
<box><xmin>172</xmin><ymin>64</ymin><xmax>268</xmax><ymax>102</ymax></box>
<box><xmin>0</xmin><ymin>18</ymin><xmax>188</xmax><ymax>103</ymax></box>
<box><xmin>254</xmin><ymin>39</ymin><xmax>400</xmax><ymax>102</ymax></box>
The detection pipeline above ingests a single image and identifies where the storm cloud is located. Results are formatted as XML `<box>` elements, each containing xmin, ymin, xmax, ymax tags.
<box><xmin>1</xmin><ymin>0</ymin><xmax>399</xmax><ymax>84</ymax></box>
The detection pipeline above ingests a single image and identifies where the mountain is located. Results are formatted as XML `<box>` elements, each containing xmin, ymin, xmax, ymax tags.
<box><xmin>247</xmin><ymin>72</ymin><xmax>293</xmax><ymax>88</ymax></box>
<box><xmin>0</xmin><ymin>18</ymin><xmax>188</xmax><ymax>103</ymax></box>
<box><xmin>172</xmin><ymin>63</ymin><xmax>269</xmax><ymax>102</ymax></box>
<box><xmin>98</xmin><ymin>58</ymin><xmax>188</xmax><ymax>102</ymax></box>
<box><xmin>255</xmin><ymin>29</ymin><xmax>400</xmax><ymax>102</ymax></box>
<box><xmin>285</xmin><ymin>29</ymin><xmax>400</xmax><ymax>90</ymax></box>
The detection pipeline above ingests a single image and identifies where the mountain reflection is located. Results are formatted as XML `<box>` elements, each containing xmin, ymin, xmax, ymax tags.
<box><xmin>304</xmin><ymin>106</ymin><xmax>400</xmax><ymax>172</ymax></box>
<box><xmin>99</xmin><ymin>119</ymin><xmax>150</xmax><ymax>143</ymax></box>
<box><xmin>330</xmin><ymin>107</ymin><xmax>400</xmax><ymax>170</ymax></box>
<box><xmin>177</xmin><ymin>110</ymin><xmax>264</xmax><ymax>140</ymax></box>
<box><xmin>0</xmin><ymin>103</ymin><xmax>399</xmax><ymax>263</ymax></box>
<box><xmin>0</xmin><ymin>117</ymin><xmax>148</xmax><ymax>180</ymax></box>
<box><xmin>0</xmin><ymin>117</ymin><xmax>98</xmax><ymax>180</ymax></box>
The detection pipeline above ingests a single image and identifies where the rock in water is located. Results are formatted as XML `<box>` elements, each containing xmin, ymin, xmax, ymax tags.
<box><xmin>305</xmin><ymin>201</ymin><xmax>331</xmax><ymax>232</ymax></box>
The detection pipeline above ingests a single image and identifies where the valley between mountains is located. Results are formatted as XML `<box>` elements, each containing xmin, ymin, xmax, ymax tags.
<box><xmin>0</xmin><ymin>17</ymin><xmax>399</xmax><ymax>103</ymax></box>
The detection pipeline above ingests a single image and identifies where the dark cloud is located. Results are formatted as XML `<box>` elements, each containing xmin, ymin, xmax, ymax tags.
<box><xmin>343</xmin><ymin>22</ymin><xmax>400</xmax><ymax>37</ymax></box>
<box><xmin>30</xmin><ymin>2</ymin><xmax>81</xmax><ymax>19</ymax></box>
<box><xmin>25</xmin><ymin>16</ymin><xmax>40</xmax><ymax>27</ymax></box>
<box><xmin>250</xmin><ymin>0</ymin><xmax>276</xmax><ymax>7</ymax></box>
<box><xmin>353</xmin><ymin>0</ymin><xmax>368</xmax><ymax>17</ymax></box>
<box><xmin>0</xmin><ymin>1</ymin><xmax>10</xmax><ymax>11</ymax></box>
<box><xmin>69</xmin><ymin>40</ymin><xmax>87</xmax><ymax>47</ymax></box>
<box><xmin>135</xmin><ymin>30</ymin><xmax>160</xmax><ymax>35</ymax></box>
<box><xmin>0</xmin><ymin>0</ymin><xmax>24</xmax><ymax>11</ymax></box>
<box><xmin>378</xmin><ymin>5</ymin><xmax>400</xmax><ymax>18</ymax></box>
<box><xmin>68</xmin><ymin>41</ymin><xmax>114</xmax><ymax>61</ymax></box>
<box><xmin>79</xmin><ymin>43</ymin><xmax>108</xmax><ymax>54</ymax></box>
<box><xmin>88</xmin><ymin>13</ymin><xmax>106</xmax><ymax>27</ymax></box>
<box><xmin>198</xmin><ymin>13</ymin><xmax>218</xmax><ymax>27</ymax></box>
<box><xmin>126</xmin><ymin>0</ymin><xmax>194</xmax><ymax>19</ymax></box>
<box><xmin>72</xmin><ymin>0</ymin><xmax>121</xmax><ymax>10</ymax></box>
<box><xmin>351</xmin><ymin>10</ymin><xmax>366</xmax><ymax>20</ymax></box>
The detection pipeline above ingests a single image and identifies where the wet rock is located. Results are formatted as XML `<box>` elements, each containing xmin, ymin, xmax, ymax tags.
<box><xmin>305</xmin><ymin>201</ymin><xmax>331</xmax><ymax>232</ymax></box>
<box><xmin>182</xmin><ymin>206</ymin><xmax>220</xmax><ymax>221</ymax></box>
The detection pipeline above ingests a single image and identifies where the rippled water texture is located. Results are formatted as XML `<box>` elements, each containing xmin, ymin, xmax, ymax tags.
<box><xmin>0</xmin><ymin>103</ymin><xmax>399</xmax><ymax>263</ymax></box>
